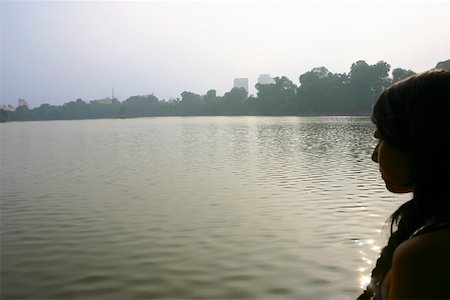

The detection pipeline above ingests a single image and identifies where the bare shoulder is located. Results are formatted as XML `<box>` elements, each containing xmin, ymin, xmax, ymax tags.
<box><xmin>388</xmin><ymin>230</ymin><xmax>450</xmax><ymax>299</ymax></box>
<box><xmin>394</xmin><ymin>229</ymin><xmax>450</xmax><ymax>260</ymax></box>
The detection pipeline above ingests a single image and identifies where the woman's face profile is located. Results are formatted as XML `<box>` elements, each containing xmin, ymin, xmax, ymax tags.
<box><xmin>372</xmin><ymin>130</ymin><xmax>415</xmax><ymax>193</ymax></box>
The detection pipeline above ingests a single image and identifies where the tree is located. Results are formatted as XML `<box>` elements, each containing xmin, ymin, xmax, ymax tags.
<box><xmin>297</xmin><ymin>67</ymin><xmax>348</xmax><ymax>114</ymax></box>
<box><xmin>392</xmin><ymin>68</ymin><xmax>415</xmax><ymax>84</ymax></box>
<box><xmin>180</xmin><ymin>91</ymin><xmax>202</xmax><ymax>115</ymax></box>
<box><xmin>13</xmin><ymin>105</ymin><xmax>32</xmax><ymax>120</ymax></box>
<box><xmin>255</xmin><ymin>76</ymin><xmax>297</xmax><ymax>115</ymax></box>
<box><xmin>222</xmin><ymin>87</ymin><xmax>247</xmax><ymax>115</ymax></box>
<box><xmin>180</xmin><ymin>91</ymin><xmax>202</xmax><ymax>104</ymax></box>
<box><xmin>122</xmin><ymin>94</ymin><xmax>161</xmax><ymax>117</ymax></box>
<box><xmin>123</xmin><ymin>95</ymin><xmax>158</xmax><ymax>105</ymax></box>
<box><xmin>347</xmin><ymin>60</ymin><xmax>391</xmax><ymax>113</ymax></box>
<box><xmin>436</xmin><ymin>59</ymin><xmax>450</xmax><ymax>69</ymax></box>
<box><xmin>5</xmin><ymin>59</ymin><xmax>444</xmax><ymax>120</ymax></box>
<box><xmin>0</xmin><ymin>109</ymin><xmax>9</xmax><ymax>122</ymax></box>
<box><xmin>34</xmin><ymin>103</ymin><xmax>59</xmax><ymax>120</ymax></box>
<box><xmin>203</xmin><ymin>89</ymin><xmax>217</xmax><ymax>102</ymax></box>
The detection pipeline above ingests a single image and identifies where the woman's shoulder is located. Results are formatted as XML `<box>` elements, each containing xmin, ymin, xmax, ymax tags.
<box><xmin>394</xmin><ymin>229</ymin><xmax>450</xmax><ymax>266</ymax></box>
<box><xmin>388</xmin><ymin>229</ymin><xmax>450</xmax><ymax>299</ymax></box>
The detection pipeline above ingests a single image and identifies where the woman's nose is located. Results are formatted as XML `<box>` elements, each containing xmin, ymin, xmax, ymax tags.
<box><xmin>372</xmin><ymin>144</ymin><xmax>379</xmax><ymax>163</ymax></box>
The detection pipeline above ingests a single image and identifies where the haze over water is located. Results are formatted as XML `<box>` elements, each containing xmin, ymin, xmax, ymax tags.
<box><xmin>1</xmin><ymin>116</ymin><xmax>410</xmax><ymax>299</ymax></box>
<box><xmin>1</xmin><ymin>1</ymin><xmax>448</xmax><ymax>107</ymax></box>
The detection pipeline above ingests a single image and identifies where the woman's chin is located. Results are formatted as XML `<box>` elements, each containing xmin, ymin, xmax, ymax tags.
<box><xmin>385</xmin><ymin>182</ymin><xmax>414</xmax><ymax>193</ymax></box>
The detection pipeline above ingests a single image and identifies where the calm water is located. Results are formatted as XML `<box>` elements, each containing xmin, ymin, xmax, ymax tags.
<box><xmin>1</xmin><ymin>116</ymin><xmax>410</xmax><ymax>300</ymax></box>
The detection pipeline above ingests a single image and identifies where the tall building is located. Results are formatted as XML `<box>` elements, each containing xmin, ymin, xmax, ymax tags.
<box><xmin>18</xmin><ymin>98</ymin><xmax>29</xmax><ymax>108</ymax></box>
<box><xmin>258</xmin><ymin>74</ymin><xmax>274</xmax><ymax>85</ymax></box>
<box><xmin>233</xmin><ymin>78</ymin><xmax>249</xmax><ymax>93</ymax></box>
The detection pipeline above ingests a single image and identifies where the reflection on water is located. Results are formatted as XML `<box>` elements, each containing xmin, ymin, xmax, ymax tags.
<box><xmin>0</xmin><ymin>116</ymin><xmax>410</xmax><ymax>300</ymax></box>
<box><xmin>358</xmin><ymin>239</ymin><xmax>377</xmax><ymax>290</ymax></box>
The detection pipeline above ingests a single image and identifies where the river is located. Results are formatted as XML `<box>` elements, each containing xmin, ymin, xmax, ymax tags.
<box><xmin>0</xmin><ymin>116</ymin><xmax>410</xmax><ymax>299</ymax></box>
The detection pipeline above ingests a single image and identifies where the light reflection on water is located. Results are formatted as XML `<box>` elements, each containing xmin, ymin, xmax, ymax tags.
<box><xmin>0</xmin><ymin>116</ymin><xmax>410</xmax><ymax>300</ymax></box>
<box><xmin>357</xmin><ymin>239</ymin><xmax>376</xmax><ymax>290</ymax></box>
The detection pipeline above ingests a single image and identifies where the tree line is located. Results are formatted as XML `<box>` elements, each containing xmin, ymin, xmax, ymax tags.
<box><xmin>1</xmin><ymin>59</ymin><xmax>449</xmax><ymax>122</ymax></box>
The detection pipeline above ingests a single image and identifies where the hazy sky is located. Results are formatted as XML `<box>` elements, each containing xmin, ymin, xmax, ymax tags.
<box><xmin>1</xmin><ymin>1</ymin><xmax>449</xmax><ymax>107</ymax></box>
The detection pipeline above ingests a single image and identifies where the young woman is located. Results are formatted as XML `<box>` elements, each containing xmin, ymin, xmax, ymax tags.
<box><xmin>358</xmin><ymin>68</ymin><xmax>450</xmax><ymax>299</ymax></box>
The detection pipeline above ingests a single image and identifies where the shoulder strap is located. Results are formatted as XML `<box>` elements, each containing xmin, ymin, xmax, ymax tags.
<box><xmin>410</xmin><ymin>219</ymin><xmax>450</xmax><ymax>238</ymax></box>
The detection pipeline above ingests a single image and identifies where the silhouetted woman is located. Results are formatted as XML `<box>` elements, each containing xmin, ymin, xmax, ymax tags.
<box><xmin>357</xmin><ymin>68</ymin><xmax>450</xmax><ymax>299</ymax></box>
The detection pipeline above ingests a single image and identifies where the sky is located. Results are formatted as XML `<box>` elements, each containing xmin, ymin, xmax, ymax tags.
<box><xmin>1</xmin><ymin>0</ymin><xmax>449</xmax><ymax>108</ymax></box>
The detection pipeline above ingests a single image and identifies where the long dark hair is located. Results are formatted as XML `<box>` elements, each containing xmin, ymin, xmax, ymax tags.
<box><xmin>359</xmin><ymin>68</ymin><xmax>450</xmax><ymax>298</ymax></box>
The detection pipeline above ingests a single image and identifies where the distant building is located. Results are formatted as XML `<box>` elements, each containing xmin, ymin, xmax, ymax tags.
<box><xmin>167</xmin><ymin>97</ymin><xmax>179</xmax><ymax>104</ymax></box>
<box><xmin>18</xmin><ymin>98</ymin><xmax>29</xmax><ymax>108</ymax></box>
<box><xmin>90</xmin><ymin>97</ymin><xmax>115</xmax><ymax>104</ymax></box>
<box><xmin>0</xmin><ymin>104</ymin><xmax>15</xmax><ymax>111</ymax></box>
<box><xmin>233</xmin><ymin>78</ymin><xmax>248</xmax><ymax>93</ymax></box>
<box><xmin>258</xmin><ymin>74</ymin><xmax>274</xmax><ymax>85</ymax></box>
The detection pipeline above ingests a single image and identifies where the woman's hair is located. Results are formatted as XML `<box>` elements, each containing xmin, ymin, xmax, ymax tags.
<box><xmin>361</xmin><ymin>68</ymin><xmax>450</xmax><ymax>297</ymax></box>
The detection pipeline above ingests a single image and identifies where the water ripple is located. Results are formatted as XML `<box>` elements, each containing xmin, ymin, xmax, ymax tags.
<box><xmin>1</xmin><ymin>117</ymin><xmax>410</xmax><ymax>300</ymax></box>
